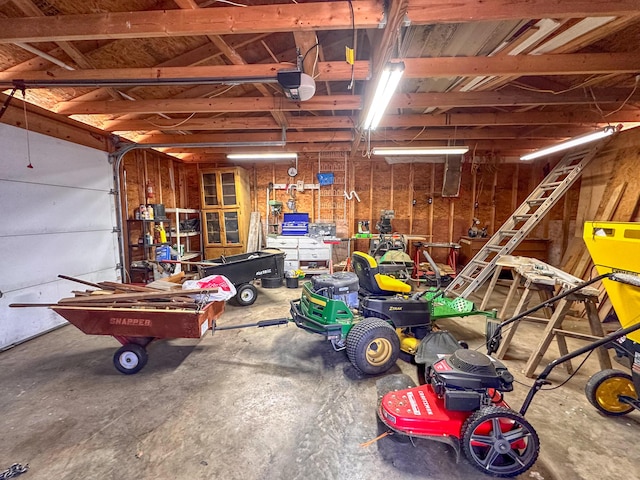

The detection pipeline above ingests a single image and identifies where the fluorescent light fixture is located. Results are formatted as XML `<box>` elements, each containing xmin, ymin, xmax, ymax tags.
<box><xmin>226</xmin><ymin>152</ymin><xmax>298</xmax><ymax>160</ymax></box>
<box><xmin>520</xmin><ymin>126</ymin><xmax>616</xmax><ymax>161</ymax></box>
<box><xmin>362</xmin><ymin>62</ymin><xmax>405</xmax><ymax>131</ymax></box>
<box><xmin>372</xmin><ymin>146</ymin><xmax>469</xmax><ymax>156</ymax></box>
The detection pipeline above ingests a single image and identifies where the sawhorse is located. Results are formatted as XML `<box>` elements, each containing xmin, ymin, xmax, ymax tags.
<box><xmin>481</xmin><ymin>255</ymin><xmax>612</xmax><ymax>378</ymax></box>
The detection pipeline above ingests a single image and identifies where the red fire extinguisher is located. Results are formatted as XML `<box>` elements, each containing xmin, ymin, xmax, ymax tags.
<box><xmin>146</xmin><ymin>181</ymin><xmax>155</xmax><ymax>200</ymax></box>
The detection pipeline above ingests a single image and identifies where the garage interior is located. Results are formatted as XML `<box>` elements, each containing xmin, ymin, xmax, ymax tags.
<box><xmin>1</xmin><ymin>1</ymin><xmax>640</xmax><ymax>479</ymax></box>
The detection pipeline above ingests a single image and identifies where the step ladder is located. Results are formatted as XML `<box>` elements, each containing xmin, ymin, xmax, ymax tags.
<box><xmin>444</xmin><ymin>139</ymin><xmax>611</xmax><ymax>299</ymax></box>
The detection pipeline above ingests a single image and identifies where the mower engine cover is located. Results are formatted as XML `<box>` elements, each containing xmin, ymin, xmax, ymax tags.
<box><xmin>431</xmin><ymin>349</ymin><xmax>514</xmax><ymax>412</ymax></box>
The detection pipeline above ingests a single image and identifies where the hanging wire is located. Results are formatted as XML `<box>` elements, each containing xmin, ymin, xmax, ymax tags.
<box><xmin>21</xmin><ymin>89</ymin><xmax>33</xmax><ymax>169</ymax></box>
<box><xmin>589</xmin><ymin>75</ymin><xmax>639</xmax><ymax>118</ymax></box>
<box><xmin>302</xmin><ymin>41</ymin><xmax>320</xmax><ymax>78</ymax></box>
<box><xmin>510</xmin><ymin>75</ymin><xmax>599</xmax><ymax>95</ymax></box>
<box><xmin>145</xmin><ymin>112</ymin><xmax>198</xmax><ymax>129</ymax></box>
<box><xmin>347</xmin><ymin>0</ymin><xmax>355</xmax><ymax>90</ymax></box>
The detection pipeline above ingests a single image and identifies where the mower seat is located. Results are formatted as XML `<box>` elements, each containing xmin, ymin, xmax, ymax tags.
<box><xmin>351</xmin><ymin>251</ymin><xmax>411</xmax><ymax>295</ymax></box>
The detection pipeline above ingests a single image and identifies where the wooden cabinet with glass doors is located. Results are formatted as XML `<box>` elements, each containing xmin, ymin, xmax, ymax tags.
<box><xmin>200</xmin><ymin>167</ymin><xmax>250</xmax><ymax>259</ymax></box>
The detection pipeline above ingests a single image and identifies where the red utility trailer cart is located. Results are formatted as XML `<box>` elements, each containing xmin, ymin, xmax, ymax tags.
<box><xmin>50</xmin><ymin>299</ymin><xmax>225</xmax><ymax>374</ymax></box>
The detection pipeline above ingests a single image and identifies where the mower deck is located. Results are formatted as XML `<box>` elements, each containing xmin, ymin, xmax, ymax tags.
<box><xmin>378</xmin><ymin>382</ymin><xmax>486</xmax><ymax>439</ymax></box>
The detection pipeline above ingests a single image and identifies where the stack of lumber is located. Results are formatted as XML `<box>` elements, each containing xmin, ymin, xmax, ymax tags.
<box><xmin>10</xmin><ymin>273</ymin><xmax>218</xmax><ymax>312</ymax></box>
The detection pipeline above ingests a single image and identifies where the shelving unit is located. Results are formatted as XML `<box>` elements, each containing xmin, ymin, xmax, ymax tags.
<box><xmin>167</xmin><ymin>208</ymin><xmax>203</xmax><ymax>271</ymax></box>
<box><xmin>126</xmin><ymin>218</ymin><xmax>172</xmax><ymax>283</ymax></box>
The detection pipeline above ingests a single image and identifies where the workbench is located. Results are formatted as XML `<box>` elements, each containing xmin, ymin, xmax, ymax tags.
<box><xmin>458</xmin><ymin>236</ymin><xmax>550</xmax><ymax>265</ymax></box>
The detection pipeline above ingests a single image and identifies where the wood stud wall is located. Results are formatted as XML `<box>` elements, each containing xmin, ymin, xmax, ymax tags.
<box><xmin>105</xmin><ymin>126</ymin><xmax>640</xmax><ymax>269</ymax></box>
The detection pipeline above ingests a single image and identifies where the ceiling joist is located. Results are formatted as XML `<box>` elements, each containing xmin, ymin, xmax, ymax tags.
<box><xmin>0</xmin><ymin>61</ymin><xmax>370</xmax><ymax>88</ymax></box>
<box><xmin>1</xmin><ymin>0</ymin><xmax>639</xmax><ymax>160</ymax></box>
<box><xmin>102</xmin><ymin>109</ymin><xmax>639</xmax><ymax>133</ymax></box>
<box><xmin>135</xmin><ymin>125</ymin><xmax>591</xmax><ymax>146</ymax></box>
<box><xmin>0</xmin><ymin>1</ymin><xmax>384</xmax><ymax>43</ymax></box>
<box><xmin>55</xmin><ymin>88</ymin><xmax>639</xmax><ymax>116</ymax></box>
<box><xmin>1</xmin><ymin>0</ymin><xmax>639</xmax><ymax>44</ymax></box>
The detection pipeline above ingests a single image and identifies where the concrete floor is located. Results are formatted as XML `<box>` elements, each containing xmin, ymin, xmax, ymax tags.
<box><xmin>1</xmin><ymin>282</ymin><xmax>639</xmax><ymax>480</ymax></box>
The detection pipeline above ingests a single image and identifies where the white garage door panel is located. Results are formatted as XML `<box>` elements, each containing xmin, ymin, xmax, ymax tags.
<box><xmin>3</xmin><ymin>287</ymin><xmax>68</xmax><ymax>350</ymax></box>
<box><xmin>0</xmin><ymin>182</ymin><xmax>114</xmax><ymax>235</ymax></box>
<box><xmin>0</xmin><ymin>123</ymin><xmax>119</xmax><ymax>350</ymax></box>
<box><xmin>0</xmin><ymin>231</ymin><xmax>118</xmax><ymax>293</ymax></box>
<box><xmin>2</xmin><ymin>266</ymin><xmax>115</xmax><ymax>349</ymax></box>
<box><xmin>0</xmin><ymin>126</ymin><xmax>110</xmax><ymax>189</ymax></box>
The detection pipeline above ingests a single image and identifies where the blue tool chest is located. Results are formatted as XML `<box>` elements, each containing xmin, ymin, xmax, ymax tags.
<box><xmin>281</xmin><ymin>213</ymin><xmax>309</xmax><ymax>235</ymax></box>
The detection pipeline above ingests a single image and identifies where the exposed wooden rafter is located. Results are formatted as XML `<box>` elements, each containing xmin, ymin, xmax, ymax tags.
<box><xmin>1</xmin><ymin>0</ymin><xmax>638</xmax><ymax>44</ymax></box>
<box><xmin>0</xmin><ymin>62</ymin><xmax>370</xmax><ymax>87</ymax></box>
<box><xmin>102</xmin><ymin>109</ymin><xmax>639</xmax><ymax>133</ymax></box>
<box><xmin>55</xmin><ymin>88</ymin><xmax>639</xmax><ymax>115</ymax></box>
<box><xmin>1</xmin><ymin>0</ymin><xmax>639</xmax><ymax>160</ymax></box>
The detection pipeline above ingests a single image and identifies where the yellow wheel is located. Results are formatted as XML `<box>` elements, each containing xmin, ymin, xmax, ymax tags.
<box><xmin>346</xmin><ymin>318</ymin><xmax>400</xmax><ymax>375</ymax></box>
<box><xmin>585</xmin><ymin>369</ymin><xmax>637</xmax><ymax>416</ymax></box>
<box><xmin>365</xmin><ymin>337</ymin><xmax>393</xmax><ymax>366</ymax></box>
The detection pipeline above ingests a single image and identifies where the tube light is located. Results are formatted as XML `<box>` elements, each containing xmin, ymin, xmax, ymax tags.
<box><xmin>226</xmin><ymin>152</ymin><xmax>298</xmax><ymax>160</ymax></box>
<box><xmin>372</xmin><ymin>146</ymin><xmax>469</xmax><ymax>156</ymax></box>
<box><xmin>520</xmin><ymin>126</ymin><xmax>616</xmax><ymax>161</ymax></box>
<box><xmin>362</xmin><ymin>62</ymin><xmax>405</xmax><ymax>131</ymax></box>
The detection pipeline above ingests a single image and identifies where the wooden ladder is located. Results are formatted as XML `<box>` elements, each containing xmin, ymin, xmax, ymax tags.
<box><xmin>444</xmin><ymin>139</ymin><xmax>611</xmax><ymax>299</ymax></box>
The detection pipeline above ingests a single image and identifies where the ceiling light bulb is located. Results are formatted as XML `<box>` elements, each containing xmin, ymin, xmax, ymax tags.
<box><xmin>226</xmin><ymin>152</ymin><xmax>298</xmax><ymax>160</ymax></box>
<box><xmin>372</xmin><ymin>146</ymin><xmax>469</xmax><ymax>156</ymax></box>
<box><xmin>520</xmin><ymin>126</ymin><xmax>616</xmax><ymax>161</ymax></box>
<box><xmin>362</xmin><ymin>62</ymin><xmax>405</xmax><ymax>131</ymax></box>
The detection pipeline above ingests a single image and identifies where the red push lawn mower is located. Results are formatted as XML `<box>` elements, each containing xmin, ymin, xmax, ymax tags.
<box><xmin>376</xmin><ymin>272</ymin><xmax>640</xmax><ymax>478</ymax></box>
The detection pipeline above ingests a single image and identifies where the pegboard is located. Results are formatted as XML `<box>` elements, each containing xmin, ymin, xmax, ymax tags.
<box><xmin>317</xmin><ymin>152</ymin><xmax>348</xmax><ymax>230</ymax></box>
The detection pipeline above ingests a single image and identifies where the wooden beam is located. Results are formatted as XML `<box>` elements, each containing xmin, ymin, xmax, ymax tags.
<box><xmin>176</xmin><ymin>0</ymin><xmax>309</xmax><ymax>133</ymax></box>
<box><xmin>0</xmin><ymin>61</ymin><xmax>370</xmax><ymax>87</ymax></box>
<box><xmin>380</xmin><ymin>111</ymin><xmax>640</xmax><ymax>127</ymax></box>
<box><xmin>406</xmin><ymin>0</ymin><xmax>640</xmax><ymax>24</ymax></box>
<box><xmin>402</xmin><ymin>53</ymin><xmax>640</xmax><ymax>77</ymax></box>
<box><xmin>388</xmin><ymin>88</ymin><xmax>640</xmax><ymax>108</ymax></box>
<box><xmin>0</xmin><ymin>1</ymin><xmax>385</xmax><ymax>43</ymax></box>
<box><xmin>173</xmin><ymin>143</ymin><xmax>354</xmax><ymax>156</ymax></box>
<box><xmin>55</xmin><ymin>95</ymin><xmax>363</xmax><ymax>115</ymax></box>
<box><xmin>164</xmin><ymin>139</ymin><xmax>556</xmax><ymax>154</ymax></box>
<box><xmin>103</xmin><ymin>109</ymin><xmax>639</xmax><ymax>132</ymax></box>
<box><xmin>9</xmin><ymin>0</ymin><xmax>126</xmax><ymax>102</ymax></box>
<box><xmin>104</xmin><ymin>116</ymin><xmax>358</xmax><ymax>132</ymax></box>
<box><xmin>136</xmin><ymin>131</ymin><xmax>354</xmax><ymax>144</ymax></box>
<box><xmin>131</xmin><ymin>124</ymin><xmax>591</xmax><ymax>145</ymax></box>
<box><xmin>370</xmin><ymin>125</ymin><xmax>594</xmax><ymax>140</ymax></box>
<box><xmin>56</xmin><ymin>88</ymin><xmax>637</xmax><ymax>115</ymax></box>
<box><xmin>0</xmin><ymin>94</ymin><xmax>110</xmax><ymax>151</ymax></box>
<box><xmin>2</xmin><ymin>0</ymin><xmax>637</xmax><ymax>44</ymax></box>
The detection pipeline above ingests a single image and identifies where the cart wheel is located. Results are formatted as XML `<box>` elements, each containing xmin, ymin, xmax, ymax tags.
<box><xmin>235</xmin><ymin>284</ymin><xmax>258</xmax><ymax>307</ymax></box>
<box><xmin>585</xmin><ymin>369</ymin><xmax>637</xmax><ymax>416</ymax></box>
<box><xmin>461</xmin><ymin>405</ymin><xmax>539</xmax><ymax>478</ymax></box>
<box><xmin>113</xmin><ymin>344</ymin><xmax>148</xmax><ymax>375</ymax></box>
<box><xmin>346</xmin><ymin>318</ymin><xmax>400</xmax><ymax>375</ymax></box>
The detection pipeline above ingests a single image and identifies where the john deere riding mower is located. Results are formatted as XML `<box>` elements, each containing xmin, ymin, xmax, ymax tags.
<box><xmin>290</xmin><ymin>251</ymin><xmax>496</xmax><ymax>374</ymax></box>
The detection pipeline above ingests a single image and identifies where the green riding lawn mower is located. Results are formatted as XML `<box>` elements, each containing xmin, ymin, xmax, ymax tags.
<box><xmin>289</xmin><ymin>251</ymin><xmax>496</xmax><ymax>374</ymax></box>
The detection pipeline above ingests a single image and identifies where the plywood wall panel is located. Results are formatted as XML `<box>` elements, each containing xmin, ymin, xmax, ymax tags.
<box><xmin>353</xmin><ymin>160</ymin><xmax>372</xmax><ymax>233</ymax></box>
<box><xmin>154</xmin><ymin>132</ymin><xmax>640</xmax><ymax>266</ymax></box>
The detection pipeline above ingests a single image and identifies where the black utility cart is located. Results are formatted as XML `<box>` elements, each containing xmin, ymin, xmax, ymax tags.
<box><xmin>198</xmin><ymin>248</ymin><xmax>285</xmax><ymax>306</ymax></box>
